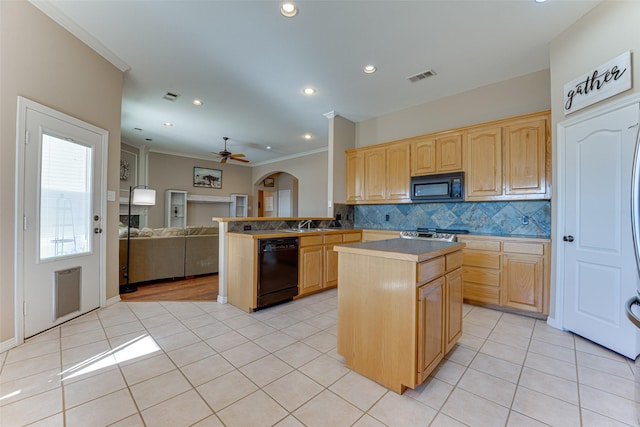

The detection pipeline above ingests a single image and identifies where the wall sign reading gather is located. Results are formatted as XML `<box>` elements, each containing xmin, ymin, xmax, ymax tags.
<box><xmin>563</xmin><ymin>51</ymin><xmax>632</xmax><ymax>115</ymax></box>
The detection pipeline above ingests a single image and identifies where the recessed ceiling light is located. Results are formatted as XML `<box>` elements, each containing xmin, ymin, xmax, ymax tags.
<box><xmin>163</xmin><ymin>122</ymin><xmax>173</xmax><ymax>127</ymax></box>
<box><xmin>304</xmin><ymin>134</ymin><xmax>312</xmax><ymax>140</ymax></box>
<box><xmin>303</xmin><ymin>87</ymin><xmax>316</xmax><ymax>95</ymax></box>
<box><xmin>280</xmin><ymin>2</ymin><xmax>298</xmax><ymax>17</ymax></box>
<box><xmin>266</xmin><ymin>146</ymin><xmax>272</xmax><ymax>150</ymax></box>
<box><xmin>363</xmin><ymin>65</ymin><xmax>377</xmax><ymax>74</ymax></box>
<box><xmin>192</xmin><ymin>99</ymin><xmax>203</xmax><ymax>106</ymax></box>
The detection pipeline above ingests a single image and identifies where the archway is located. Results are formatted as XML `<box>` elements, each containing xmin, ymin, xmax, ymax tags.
<box><xmin>254</xmin><ymin>172</ymin><xmax>299</xmax><ymax>217</ymax></box>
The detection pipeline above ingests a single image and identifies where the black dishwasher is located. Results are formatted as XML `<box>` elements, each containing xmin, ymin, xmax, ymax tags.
<box><xmin>257</xmin><ymin>237</ymin><xmax>299</xmax><ymax>309</ymax></box>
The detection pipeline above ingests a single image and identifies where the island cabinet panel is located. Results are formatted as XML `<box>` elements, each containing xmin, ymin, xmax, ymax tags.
<box><xmin>336</xmin><ymin>241</ymin><xmax>464</xmax><ymax>393</ymax></box>
<box><xmin>417</xmin><ymin>277</ymin><xmax>444</xmax><ymax>384</ymax></box>
<box><xmin>227</xmin><ymin>236</ymin><xmax>258</xmax><ymax>312</ymax></box>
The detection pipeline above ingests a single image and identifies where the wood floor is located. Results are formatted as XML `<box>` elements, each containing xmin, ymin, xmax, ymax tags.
<box><xmin>120</xmin><ymin>274</ymin><xmax>219</xmax><ymax>302</ymax></box>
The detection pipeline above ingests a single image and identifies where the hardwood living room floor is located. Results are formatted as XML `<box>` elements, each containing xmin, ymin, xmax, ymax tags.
<box><xmin>120</xmin><ymin>274</ymin><xmax>219</xmax><ymax>302</ymax></box>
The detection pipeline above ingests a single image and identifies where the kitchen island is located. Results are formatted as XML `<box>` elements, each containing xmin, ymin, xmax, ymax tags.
<box><xmin>335</xmin><ymin>238</ymin><xmax>464</xmax><ymax>394</ymax></box>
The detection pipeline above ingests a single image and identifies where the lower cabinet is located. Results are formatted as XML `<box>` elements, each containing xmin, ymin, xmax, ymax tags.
<box><xmin>457</xmin><ymin>235</ymin><xmax>550</xmax><ymax>315</ymax></box>
<box><xmin>417</xmin><ymin>277</ymin><xmax>444</xmax><ymax>384</ymax></box>
<box><xmin>298</xmin><ymin>231</ymin><xmax>361</xmax><ymax>297</ymax></box>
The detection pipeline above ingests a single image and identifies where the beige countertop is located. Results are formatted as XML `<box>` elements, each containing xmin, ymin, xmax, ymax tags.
<box><xmin>334</xmin><ymin>238</ymin><xmax>464</xmax><ymax>263</ymax></box>
<box><xmin>213</xmin><ymin>216</ymin><xmax>334</xmax><ymax>223</ymax></box>
<box><xmin>227</xmin><ymin>228</ymin><xmax>361</xmax><ymax>239</ymax></box>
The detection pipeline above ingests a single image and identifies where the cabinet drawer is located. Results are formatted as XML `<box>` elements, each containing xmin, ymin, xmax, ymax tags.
<box><xmin>300</xmin><ymin>235</ymin><xmax>323</xmax><ymax>247</ymax></box>
<box><xmin>446</xmin><ymin>251</ymin><xmax>463</xmax><ymax>271</ymax></box>
<box><xmin>463</xmin><ymin>282</ymin><xmax>500</xmax><ymax>305</ymax></box>
<box><xmin>324</xmin><ymin>234</ymin><xmax>343</xmax><ymax>244</ymax></box>
<box><xmin>463</xmin><ymin>251</ymin><xmax>501</xmax><ymax>269</ymax></box>
<box><xmin>418</xmin><ymin>257</ymin><xmax>445</xmax><ymax>284</ymax></box>
<box><xmin>342</xmin><ymin>232</ymin><xmax>362</xmax><ymax>243</ymax></box>
<box><xmin>463</xmin><ymin>266</ymin><xmax>500</xmax><ymax>287</ymax></box>
<box><xmin>458</xmin><ymin>239</ymin><xmax>501</xmax><ymax>252</ymax></box>
<box><xmin>503</xmin><ymin>241</ymin><xmax>544</xmax><ymax>255</ymax></box>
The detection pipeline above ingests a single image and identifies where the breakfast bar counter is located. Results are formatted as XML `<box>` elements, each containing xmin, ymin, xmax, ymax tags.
<box><xmin>335</xmin><ymin>238</ymin><xmax>464</xmax><ymax>394</ymax></box>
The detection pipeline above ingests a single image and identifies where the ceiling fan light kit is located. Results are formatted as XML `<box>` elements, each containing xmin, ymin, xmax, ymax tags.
<box><xmin>214</xmin><ymin>137</ymin><xmax>250</xmax><ymax>164</ymax></box>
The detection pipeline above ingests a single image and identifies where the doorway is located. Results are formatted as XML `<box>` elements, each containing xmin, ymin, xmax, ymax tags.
<box><xmin>16</xmin><ymin>97</ymin><xmax>107</xmax><ymax>340</ymax></box>
<box><xmin>256</xmin><ymin>172</ymin><xmax>298</xmax><ymax>217</ymax></box>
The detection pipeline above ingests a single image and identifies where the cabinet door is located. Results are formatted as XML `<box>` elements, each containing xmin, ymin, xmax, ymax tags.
<box><xmin>411</xmin><ymin>137</ymin><xmax>437</xmax><ymax>176</ymax></box>
<box><xmin>385</xmin><ymin>143</ymin><xmax>411</xmax><ymax>201</ymax></box>
<box><xmin>364</xmin><ymin>148</ymin><xmax>386</xmax><ymax>201</ymax></box>
<box><xmin>437</xmin><ymin>133</ymin><xmax>463</xmax><ymax>172</ymax></box>
<box><xmin>503</xmin><ymin>118</ymin><xmax>548</xmax><ymax>196</ymax></box>
<box><xmin>502</xmin><ymin>254</ymin><xmax>543</xmax><ymax>313</ymax></box>
<box><xmin>299</xmin><ymin>246</ymin><xmax>323</xmax><ymax>295</ymax></box>
<box><xmin>417</xmin><ymin>277</ymin><xmax>444</xmax><ymax>383</ymax></box>
<box><xmin>444</xmin><ymin>268</ymin><xmax>463</xmax><ymax>354</ymax></box>
<box><xmin>466</xmin><ymin>127</ymin><xmax>503</xmax><ymax>199</ymax></box>
<box><xmin>324</xmin><ymin>244</ymin><xmax>339</xmax><ymax>288</ymax></box>
<box><xmin>346</xmin><ymin>150</ymin><xmax>364</xmax><ymax>203</ymax></box>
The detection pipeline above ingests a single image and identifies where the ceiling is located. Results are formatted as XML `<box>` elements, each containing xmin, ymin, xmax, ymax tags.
<box><xmin>35</xmin><ymin>0</ymin><xmax>600</xmax><ymax>165</ymax></box>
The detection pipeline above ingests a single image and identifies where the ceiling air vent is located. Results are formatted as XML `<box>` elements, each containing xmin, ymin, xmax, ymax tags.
<box><xmin>163</xmin><ymin>92</ymin><xmax>180</xmax><ymax>101</ymax></box>
<box><xmin>407</xmin><ymin>69</ymin><xmax>436</xmax><ymax>83</ymax></box>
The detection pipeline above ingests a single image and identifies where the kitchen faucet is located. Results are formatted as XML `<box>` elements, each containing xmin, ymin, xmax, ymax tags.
<box><xmin>297</xmin><ymin>219</ymin><xmax>313</xmax><ymax>229</ymax></box>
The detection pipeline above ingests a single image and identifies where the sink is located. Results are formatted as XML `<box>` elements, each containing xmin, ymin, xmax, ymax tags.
<box><xmin>280</xmin><ymin>228</ymin><xmax>334</xmax><ymax>233</ymax></box>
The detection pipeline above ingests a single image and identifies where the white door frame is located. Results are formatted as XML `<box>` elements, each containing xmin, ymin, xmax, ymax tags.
<box><xmin>553</xmin><ymin>91</ymin><xmax>640</xmax><ymax>329</ymax></box>
<box><xmin>14</xmin><ymin>96</ymin><xmax>109</xmax><ymax>345</ymax></box>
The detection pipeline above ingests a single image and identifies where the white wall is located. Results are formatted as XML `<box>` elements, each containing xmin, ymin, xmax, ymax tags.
<box><xmin>356</xmin><ymin>69</ymin><xmax>551</xmax><ymax>147</ymax></box>
<box><xmin>252</xmin><ymin>151</ymin><xmax>328</xmax><ymax>217</ymax></box>
<box><xmin>548</xmin><ymin>0</ymin><xmax>640</xmax><ymax>319</ymax></box>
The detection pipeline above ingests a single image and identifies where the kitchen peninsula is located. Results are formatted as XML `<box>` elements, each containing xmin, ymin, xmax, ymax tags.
<box><xmin>335</xmin><ymin>238</ymin><xmax>464</xmax><ymax>393</ymax></box>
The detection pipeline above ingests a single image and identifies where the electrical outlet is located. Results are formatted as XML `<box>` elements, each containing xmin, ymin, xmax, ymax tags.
<box><xmin>385</xmin><ymin>214</ymin><xmax>390</xmax><ymax>221</ymax></box>
<box><xmin>521</xmin><ymin>215</ymin><xmax>529</xmax><ymax>225</ymax></box>
<box><xmin>243</xmin><ymin>225</ymin><xmax>252</xmax><ymax>231</ymax></box>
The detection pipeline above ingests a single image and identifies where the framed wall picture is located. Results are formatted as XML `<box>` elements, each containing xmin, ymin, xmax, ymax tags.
<box><xmin>120</xmin><ymin>150</ymin><xmax>138</xmax><ymax>190</ymax></box>
<box><xmin>263</xmin><ymin>177</ymin><xmax>275</xmax><ymax>187</ymax></box>
<box><xmin>193</xmin><ymin>167</ymin><xmax>222</xmax><ymax>188</ymax></box>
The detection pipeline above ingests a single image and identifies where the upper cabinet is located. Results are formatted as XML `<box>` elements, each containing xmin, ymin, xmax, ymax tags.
<box><xmin>466</xmin><ymin>112</ymin><xmax>550</xmax><ymax>201</ymax></box>
<box><xmin>411</xmin><ymin>133</ymin><xmax>463</xmax><ymax>176</ymax></box>
<box><xmin>346</xmin><ymin>110</ymin><xmax>550</xmax><ymax>205</ymax></box>
<box><xmin>346</xmin><ymin>142</ymin><xmax>411</xmax><ymax>204</ymax></box>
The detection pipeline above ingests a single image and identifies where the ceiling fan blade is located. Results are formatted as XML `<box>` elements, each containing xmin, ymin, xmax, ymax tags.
<box><xmin>231</xmin><ymin>156</ymin><xmax>250</xmax><ymax>163</ymax></box>
<box><xmin>230</xmin><ymin>153</ymin><xmax>246</xmax><ymax>157</ymax></box>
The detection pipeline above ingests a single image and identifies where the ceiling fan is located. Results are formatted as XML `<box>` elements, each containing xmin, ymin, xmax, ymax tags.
<box><xmin>213</xmin><ymin>137</ymin><xmax>249</xmax><ymax>164</ymax></box>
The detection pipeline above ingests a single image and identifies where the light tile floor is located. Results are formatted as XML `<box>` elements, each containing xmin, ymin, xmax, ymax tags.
<box><xmin>1</xmin><ymin>289</ymin><xmax>638</xmax><ymax>426</ymax></box>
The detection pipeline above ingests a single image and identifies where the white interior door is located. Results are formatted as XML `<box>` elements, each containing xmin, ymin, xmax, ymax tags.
<box><xmin>20</xmin><ymin>100</ymin><xmax>105</xmax><ymax>338</ymax></box>
<box><xmin>562</xmin><ymin>102</ymin><xmax>640</xmax><ymax>359</ymax></box>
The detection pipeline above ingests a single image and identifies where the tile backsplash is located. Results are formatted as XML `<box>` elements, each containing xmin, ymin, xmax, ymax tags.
<box><xmin>355</xmin><ymin>201</ymin><xmax>550</xmax><ymax>237</ymax></box>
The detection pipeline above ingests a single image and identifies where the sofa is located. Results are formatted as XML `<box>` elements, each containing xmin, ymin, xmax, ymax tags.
<box><xmin>119</xmin><ymin>226</ymin><xmax>219</xmax><ymax>285</ymax></box>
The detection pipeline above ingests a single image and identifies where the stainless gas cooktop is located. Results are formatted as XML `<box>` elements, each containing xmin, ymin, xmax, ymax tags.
<box><xmin>400</xmin><ymin>228</ymin><xmax>469</xmax><ymax>242</ymax></box>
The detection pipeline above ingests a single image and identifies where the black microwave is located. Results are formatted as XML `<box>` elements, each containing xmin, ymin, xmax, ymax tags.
<box><xmin>410</xmin><ymin>172</ymin><xmax>464</xmax><ymax>202</ymax></box>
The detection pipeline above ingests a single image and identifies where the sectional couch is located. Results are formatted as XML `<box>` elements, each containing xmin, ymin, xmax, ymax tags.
<box><xmin>119</xmin><ymin>225</ymin><xmax>219</xmax><ymax>285</ymax></box>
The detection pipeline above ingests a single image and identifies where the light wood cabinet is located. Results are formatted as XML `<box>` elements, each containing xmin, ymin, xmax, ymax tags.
<box><xmin>503</xmin><ymin>118</ymin><xmax>548</xmax><ymax>196</ymax></box>
<box><xmin>411</xmin><ymin>133</ymin><xmax>463</xmax><ymax>176</ymax></box>
<box><xmin>364</xmin><ymin>147</ymin><xmax>386</xmax><ymax>201</ymax></box>
<box><xmin>417</xmin><ymin>277</ymin><xmax>444</xmax><ymax>384</ymax></box>
<box><xmin>346</xmin><ymin>142</ymin><xmax>411</xmax><ymax>204</ymax></box>
<box><xmin>466</xmin><ymin>112</ymin><xmax>550</xmax><ymax>201</ymax></box>
<box><xmin>385</xmin><ymin>143</ymin><xmax>412</xmax><ymax>201</ymax></box>
<box><xmin>298</xmin><ymin>231</ymin><xmax>362</xmax><ymax>297</ymax></box>
<box><xmin>457</xmin><ymin>235</ymin><xmax>549</xmax><ymax>315</ymax></box>
<box><xmin>345</xmin><ymin>151</ymin><xmax>364</xmax><ymax>203</ymax></box>
<box><xmin>337</xmin><ymin>242</ymin><xmax>464</xmax><ymax>393</ymax></box>
<box><xmin>361</xmin><ymin>229</ymin><xmax>401</xmax><ymax>242</ymax></box>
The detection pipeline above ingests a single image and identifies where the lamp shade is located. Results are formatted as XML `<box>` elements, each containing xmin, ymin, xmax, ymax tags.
<box><xmin>131</xmin><ymin>188</ymin><xmax>156</xmax><ymax>206</ymax></box>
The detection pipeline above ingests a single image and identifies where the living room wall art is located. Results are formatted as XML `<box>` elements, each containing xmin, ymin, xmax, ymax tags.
<box><xmin>194</xmin><ymin>166</ymin><xmax>222</xmax><ymax>189</ymax></box>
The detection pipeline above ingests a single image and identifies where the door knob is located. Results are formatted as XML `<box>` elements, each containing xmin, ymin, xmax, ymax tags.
<box><xmin>563</xmin><ymin>235</ymin><xmax>574</xmax><ymax>242</ymax></box>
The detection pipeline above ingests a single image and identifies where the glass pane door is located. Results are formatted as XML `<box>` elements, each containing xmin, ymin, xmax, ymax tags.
<box><xmin>39</xmin><ymin>134</ymin><xmax>93</xmax><ymax>260</ymax></box>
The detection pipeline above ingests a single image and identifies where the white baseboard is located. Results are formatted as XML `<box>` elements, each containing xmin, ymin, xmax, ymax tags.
<box><xmin>0</xmin><ymin>337</ymin><xmax>18</xmax><ymax>353</ymax></box>
<box><xmin>217</xmin><ymin>295</ymin><xmax>228</xmax><ymax>304</ymax></box>
<box><xmin>106</xmin><ymin>295</ymin><xmax>121</xmax><ymax>306</ymax></box>
<box><xmin>546</xmin><ymin>316</ymin><xmax>563</xmax><ymax>330</ymax></box>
